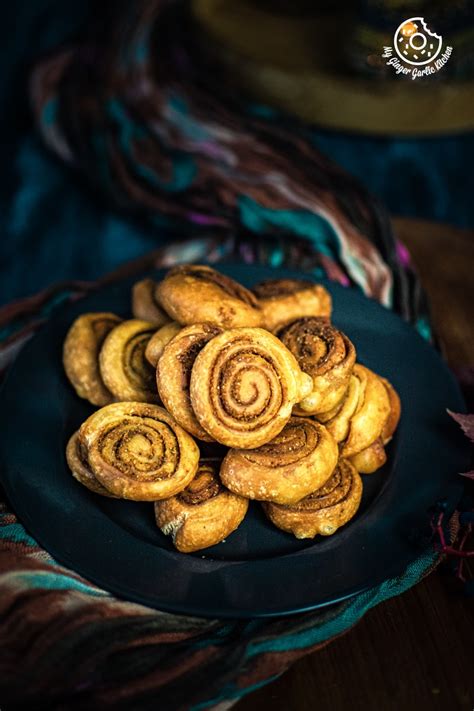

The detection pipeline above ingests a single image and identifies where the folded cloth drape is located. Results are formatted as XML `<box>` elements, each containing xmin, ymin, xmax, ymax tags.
<box><xmin>0</xmin><ymin>1</ymin><xmax>443</xmax><ymax>708</ymax></box>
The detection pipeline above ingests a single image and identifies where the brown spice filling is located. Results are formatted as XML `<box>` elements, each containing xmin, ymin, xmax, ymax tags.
<box><xmin>242</xmin><ymin>419</ymin><xmax>318</xmax><ymax>467</ymax></box>
<box><xmin>178</xmin><ymin>464</ymin><xmax>221</xmax><ymax>505</ymax></box>
<box><xmin>91</xmin><ymin>316</ymin><xmax>120</xmax><ymax>342</ymax></box>
<box><xmin>125</xmin><ymin>331</ymin><xmax>156</xmax><ymax>389</ymax></box>
<box><xmin>284</xmin><ymin>461</ymin><xmax>354</xmax><ymax>512</ymax></box>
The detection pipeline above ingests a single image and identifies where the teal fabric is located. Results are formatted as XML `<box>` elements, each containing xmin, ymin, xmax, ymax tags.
<box><xmin>0</xmin><ymin>3</ymin><xmax>472</xmax><ymax>307</ymax></box>
<box><xmin>190</xmin><ymin>548</ymin><xmax>438</xmax><ymax>709</ymax></box>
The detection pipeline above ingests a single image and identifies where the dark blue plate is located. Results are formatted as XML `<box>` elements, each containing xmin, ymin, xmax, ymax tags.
<box><xmin>0</xmin><ymin>265</ymin><xmax>469</xmax><ymax>618</ymax></box>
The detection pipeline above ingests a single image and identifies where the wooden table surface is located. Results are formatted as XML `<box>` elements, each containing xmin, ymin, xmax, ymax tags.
<box><xmin>236</xmin><ymin>218</ymin><xmax>474</xmax><ymax>711</ymax></box>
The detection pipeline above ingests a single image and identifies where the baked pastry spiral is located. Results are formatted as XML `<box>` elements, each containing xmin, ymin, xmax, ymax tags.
<box><xmin>253</xmin><ymin>278</ymin><xmax>332</xmax><ymax>332</ymax></box>
<box><xmin>220</xmin><ymin>418</ymin><xmax>338</xmax><ymax>504</ymax></box>
<box><xmin>190</xmin><ymin>328</ymin><xmax>313</xmax><ymax>449</ymax></box>
<box><xmin>156</xmin><ymin>265</ymin><xmax>263</xmax><ymax>328</ymax></box>
<box><xmin>66</xmin><ymin>431</ymin><xmax>118</xmax><ymax>497</ymax></box>
<box><xmin>380</xmin><ymin>376</ymin><xmax>401</xmax><ymax>444</ymax></box>
<box><xmin>156</xmin><ymin>323</ymin><xmax>222</xmax><ymax>441</ymax></box>
<box><xmin>145</xmin><ymin>321</ymin><xmax>181</xmax><ymax>367</ymax></box>
<box><xmin>154</xmin><ymin>461</ymin><xmax>248</xmax><ymax>552</ymax></box>
<box><xmin>349</xmin><ymin>438</ymin><xmax>387</xmax><ymax>474</ymax></box>
<box><xmin>278</xmin><ymin>317</ymin><xmax>356</xmax><ymax>415</ymax></box>
<box><xmin>337</xmin><ymin>364</ymin><xmax>391</xmax><ymax>457</ymax></box>
<box><xmin>63</xmin><ymin>312</ymin><xmax>122</xmax><ymax>405</ymax></box>
<box><xmin>79</xmin><ymin>402</ymin><xmax>200</xmax><ymax>500</ymax></box>
<box><xmin>348</xmin><ymin>377</ymin><xmax>400</xmax><ymax>474</ymax></box>
<box><xmin>99</xmin><ymin>319</ymin><xmax>159</xmax><ymax>403</ymax></box>
<box><xmin>262</xmin><ymin>459</ymin><xmax>362</xmax><ymax>538</ymax></box>
<box><xmin>316</xmin><ymin>371</ymin><xmax>361</xmax><ymax>442</ymax></box>
<box><xmin>131</xmin><ymin>278</ymin><xmax>171</xmax><ymax>326</ymax></box>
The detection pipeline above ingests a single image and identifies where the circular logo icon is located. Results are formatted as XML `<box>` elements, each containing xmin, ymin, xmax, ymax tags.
<box><xmin>394</xmin><ymin>17</ymin><xmax>443</xmax><ymax>66</ymax></box>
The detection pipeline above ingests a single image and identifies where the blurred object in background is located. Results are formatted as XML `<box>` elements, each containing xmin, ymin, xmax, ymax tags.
<box><xmin>193</xmin><ymin>0</ymin><xmax>474</xmax><ymax>134</ymax></box>
<box><xmin>0</xmin><ymin>0</ymin><xmax>472</xmax><ymax>308</ymax></box>
<box><xmin>193</xmin><ymin>0</ymin><xmax>474</xmax><ymax>227</ymax></box>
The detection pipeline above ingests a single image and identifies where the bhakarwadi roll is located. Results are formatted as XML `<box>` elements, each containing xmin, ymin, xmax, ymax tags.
<box><xmin>66</xmin><ymin>431</ymin><xmax>118</xmax><ymax>497</ymax></box>
<box><xmin>156</xmin><ymin>265</ymin><xmax>263</xmax><ymax>328</ymax></box>
<box><xmin>338</xmin><ymin>364</ymin><xmax>391</xmax><ymax>458</ymax></box>
<box><xmin>156</xmin><ymin>323</ymin><xmax>222</xmax><ymax>441</ymax></box>
<box><xmin>278</xmin><ymin>317</ymin><xmax>356</xmax><ymax>415</ymax></box>
<box><xmin>380</xmin><ymin>376</ymin><xmax>401</xmax><ymax>444</ymax></box>
<box><xmin>220</xmin><ymin>418</ymin><xmax>338</xmax><ymax>505</ymax></box>
<box><xmin>154</xmin><ymin>460</ymin><xmax>248</xmax><ymax>552</ymax></box>
<box><xmin>63</xmin><ymin>312</ymin><xmax>122</xmax><ymax>406</ymax></box>
<box><xmin>99</xmin><ymin>319</ymin><xmax>159</xmax><ymax>403</ymax></box>
<box><xmin>262</xmin><ymin>459</ymin><xmax>362</xmax><ymax>538</ymax></box>
<box><xmin>349</xmin><ymin>438</ymin><xmax>387</xmax><ymax>474</ymax></box>
<box><xmin>79</xmin><ymin>402</ymin><xmax>200</xmax><ymax>501</ymax></box>
<box><xmin>190</xmin><ymin>327</ymin><xmax>312</xmax><ymax>449</ymax></box>
<box><xmin>348</xmin><ymin>376</ymin><xmax>400</xmax><ymax>474</ymax></box>
<box><xmin>145</xmin><ymin>321</ymin><xmax>181</xmax><ymax>367</ymax></box>
<box><xmin>253</xmin><ymin>278</ymin><xmax>331</xmax><ymax>332</ymax></box>
<box><xmin>131</xmin><ymin>278</ymin><xmax>171</xmax><ymax>326</ymax></box>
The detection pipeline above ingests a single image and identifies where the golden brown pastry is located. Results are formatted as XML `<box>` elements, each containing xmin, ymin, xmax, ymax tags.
<box><xmin>66</xmin><ymin>431</ymin><xmax>118</xmax><ymax>497</ymax></box>
<box><xmin>262</xmin><ymin>459</ymin><xmax>362</xmax><ymax>538</ymax></box>
<box><xmin>156</xmin><ymin>265</ymin><xmax>263</xmax><ymax>328</ymax></box>
<box><xmin>278</xmin><ymin>317</ymin><xmax>356</xmax><ymax>415</ymax></box>
<box><xmin>145</xmin><ymin>321</ymin><xmax>181</xmax><ymax>367</ymax></box>
<box><xmin>253</xmin><ymin>278</ymin><xmax>332</xmax><ymax>332</ymax></box>
<box><xmin>79</xmin><ymin>402</ymin><xmax>200</xmax><ymax>501</ymax></box>
<box><xmin>156</xmin><ymin>323</ymin><xmax>222</xmax><ymax>441</ymax></box>
<box><xmin>349</xmin><ymin>438</ymin><xmax>387</xmax><ymax>474</ymax></box>
<box><xmin>348</xmin><ymin>376</ymin><xmax>400</xmax><ymax>474</ymax></box>
<box><xmin>63</xmin><ymin>312</ymin><xmax>122</xmax><ymax>405</ymax></box>
<box><xmin>220</xmin><ymin>418</ymin><xmax>338</xmax><ymax>504</ymax></box>
<box><xmin>131</xmin><ymin>278</ymin><xmax>172</xmax><ymax>326</ymax></box>
<box><xmin>190</xmin><ymin>328</ymin><xmax>313</xmax><ymax>449</ymax></box>
<box><xmin>380</xmin><ymin>376</ymin><xmax>401</xmax><ymax>444</ymax></box>
<box><xmin>154</xmin><ymin>460</ymin><xmax>248</xmax><ymax>552</ymax></box>
<box><xmin>338</xmin><ymin>364</ymin><xmax>391</xmax><ymax>458</ymax></box>
<box><xmin>316</xmin><ymin>372</ymin><xmax>361</xmax><ymax>442</ymax></box>
<box><xmin>99</xmin><ymin>319</ymin><xmax>159</xmax><ymax>403</ymax></box>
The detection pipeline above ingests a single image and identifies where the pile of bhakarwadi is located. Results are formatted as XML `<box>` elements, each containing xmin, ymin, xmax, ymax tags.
<box><xmin>64</xmin><ymin>265</ymin><xmax>400</xmax><ymax>553</ymax></box>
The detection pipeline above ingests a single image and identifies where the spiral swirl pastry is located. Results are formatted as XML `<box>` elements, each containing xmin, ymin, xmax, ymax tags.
<box><xmin>157</xmin><ymin>323</ymin><xmax>222</xmax><ymax>441</ymax></box>
<box><xmin>262</xmin><ymin>459</ymin><xmax>362</xmax><ymax>538</ymax></box>
<box><xmin>79</xmin><ymin>402</ymin><xmax>200</xmax><ymax>500</ymax></box>
<box><xmin>154</xmin><ymin>461</ymin><xmax>248</xmax><ymax>553</ymax></box>
<box><xmin>347</xmin><ymin>376</ymin><xmax>400</xmax><ymax>474</ymax></box>
<box><xmin>380</xmin><ymin>376</ymin><xmax>401</xmax><ymax>444</ymax></box>
<box><xmin>349</xmin><ymin>438</ymin><xmax>387</xmax><ymax>474</ymax></box>
<box><xmin>316</xmin><ymin>372</ymin><xmax>361</xmax><ymax>443</ymax></box>
<box><xmin>253</xmin><ymin>278</ymin><xmax>332</xmax><ymax>332</ymax></box>
<box><xmin>145</xmin><ymin>321</ymin><xmax>181</xmax><ymax>367</ymax></box>
<box><xmin>66</xmin><ymin>431</ymin><xmax>118</xmax><ymax>497</ymax></box>
<box><xmin>220</xmin><ymin>418</ymin><xmax>338</xmax><ymax>504</ymax></box>
<box><xmin>156</xmin><ymin>265</ymin><xmax>263</xmax><ymax>328</ymax></box>
<box><xmin>338</xmin><ymin>365</ymin><xmax>391</xmax><ymax>458</ymax></box>
<box><xmin>278</xmin><ymin>317</ymin><xmax>356</xmax><ymax>415</ymax></box>
<box><xmin>190</xmin><ymin>328</ymin><xmax>313</xmax><ymax>449</ymax></box>
<box><xmin>99</xmin><ymin>319</ymin><xmax>159</xmax><ymax>403</ymax></box>
<box><xmin>63</xmin><ymin>312</ymin><xmax>122</xmax><ymax>406</ymax></box>
<box><xmin>131</xmin><ymin>278</ymin><xmax>172</xmax><ymax>326</ymax></box>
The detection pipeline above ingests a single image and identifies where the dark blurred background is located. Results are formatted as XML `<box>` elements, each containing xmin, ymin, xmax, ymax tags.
<box><xmin>1</xmin><ymin>0</ymin><xmax>472</xmax><ymax>305</ymax></box>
